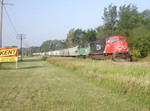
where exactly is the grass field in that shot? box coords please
[47,57,150,110]
[0,57,150,111]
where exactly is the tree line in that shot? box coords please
[28,4,150,60]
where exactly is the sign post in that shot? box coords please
[16,61,18,69]
[0,48,18,69]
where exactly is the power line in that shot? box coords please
[3,5,18,34]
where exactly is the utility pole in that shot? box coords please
[0,0,3,47]
[17,34,26,61]
[0,0,13,47]
[0,0,14,68]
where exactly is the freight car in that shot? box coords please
[68,46,79,57]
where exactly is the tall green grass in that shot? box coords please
[47,57,150,109]
[2,57,148,111]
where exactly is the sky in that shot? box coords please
[2,0,150,48]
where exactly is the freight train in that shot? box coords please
[33,36,131,61]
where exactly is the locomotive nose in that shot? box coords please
[115,41,128,52]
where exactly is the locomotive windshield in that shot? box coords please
[107,37,126,43]
[108,38,119,42]
[78,43,89,48]
[119,38,126,41]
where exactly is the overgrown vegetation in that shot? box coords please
[47,57,150,109]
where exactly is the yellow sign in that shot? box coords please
[0,48,17,57]
[0,48,18,62]
[0,57,18,62]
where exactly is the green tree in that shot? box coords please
[102,4,118,36]
[66,29,75,47]
[127,26,150,58]
[40,40,66,52]
[85,29,97,42]
[66,29,91,47]
[118,4,140,30]
[30,46,40,53]
[73,29,84,45]
[141,9,150,29]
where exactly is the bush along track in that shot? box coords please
[47,57,150,110]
